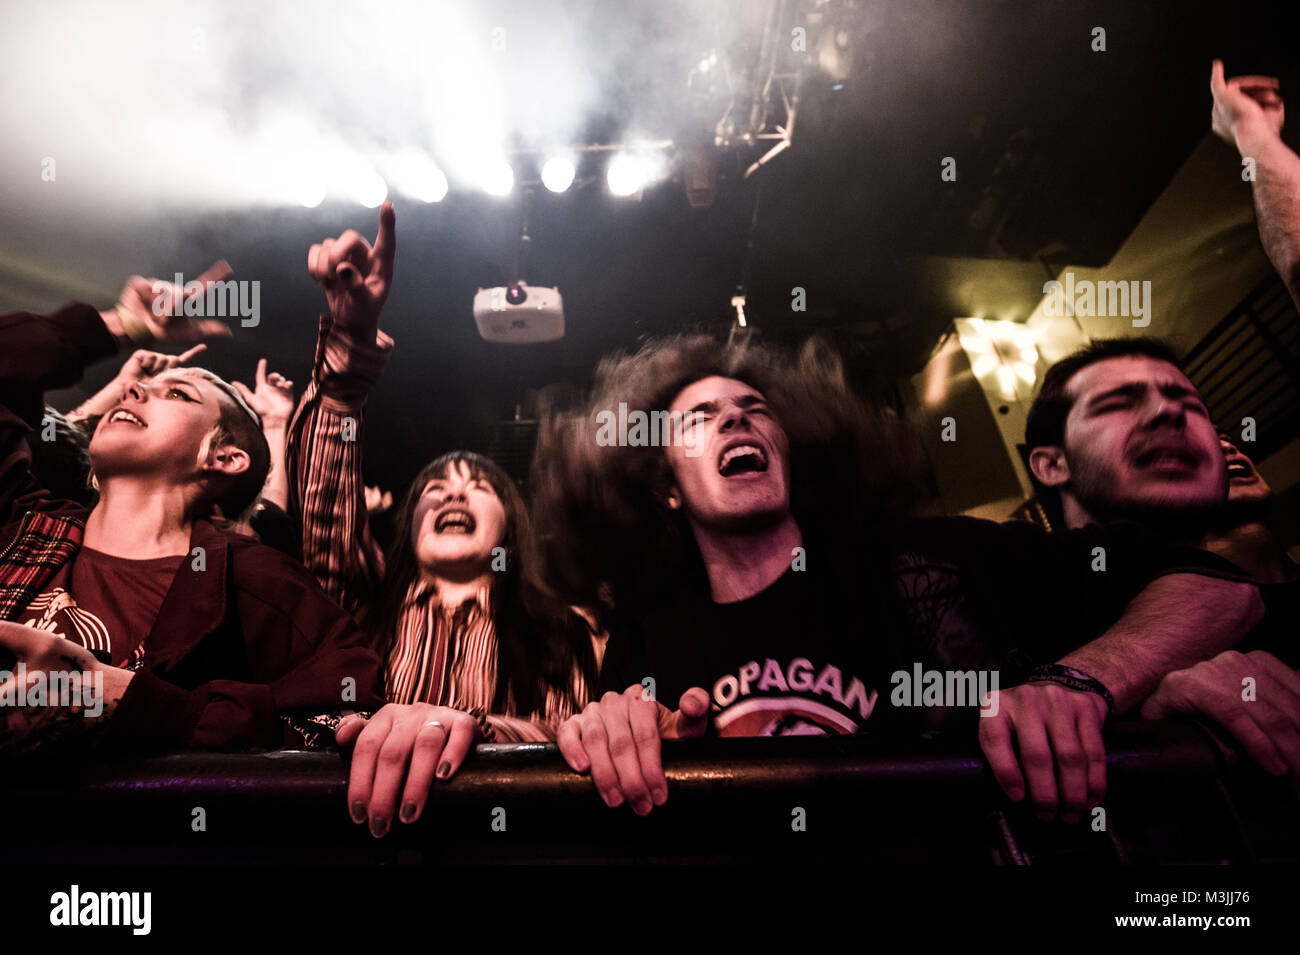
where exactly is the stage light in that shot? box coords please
[971,354,998,379]
[607,154,647,197]
[954,317,1042,402]
[391,150,448,203]
[481,158,514,197]
[348,162,388,208]
[541,156,575,193]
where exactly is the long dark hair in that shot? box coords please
[364,451,595,716]
[532,333,930,627]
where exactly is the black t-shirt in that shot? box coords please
[598,516,1257,737]
[600,566,900,736]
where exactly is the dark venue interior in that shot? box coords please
[1,0,1298,905]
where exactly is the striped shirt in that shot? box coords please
[286,315,590,740]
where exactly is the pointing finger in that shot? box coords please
[372,200,396,285]
[175,343,207,365]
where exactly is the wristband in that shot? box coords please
[116,305,157,347]
[1026,663,1116,717]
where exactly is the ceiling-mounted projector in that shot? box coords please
[473,283,564,343]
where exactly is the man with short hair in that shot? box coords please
[1023,338,1222,538]
[1018,339,1299,798]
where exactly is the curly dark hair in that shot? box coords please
[363,450,595,717]
[531,333,931,624]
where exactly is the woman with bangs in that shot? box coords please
[287,205,596,749]
[364,450,596,736]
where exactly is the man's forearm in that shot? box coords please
[1236,121,1300,308]
[1058,573,1265,714]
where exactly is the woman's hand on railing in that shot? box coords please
[336,703,480,838]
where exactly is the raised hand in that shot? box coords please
[364,485,394,516]
[102,260,235,345]
[116,344,207,382]
[231,358,295,430]
[307,201,396,337]
[68,344,209,428]
[1211,59,1285,148]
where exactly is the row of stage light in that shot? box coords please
[296,146,672,208]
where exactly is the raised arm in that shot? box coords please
[1211,59,1300,310]
[232,358,296,512]
[285,203,396,615]
[1,274,230,525]
[67,344,208,428]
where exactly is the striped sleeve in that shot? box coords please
[285,315,394,616]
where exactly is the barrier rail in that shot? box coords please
[2,719,1295,864]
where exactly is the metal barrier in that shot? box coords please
[2,719,1295,864]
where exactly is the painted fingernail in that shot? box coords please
[436,761,452,780]
[350,802,366,823]
[400,802,417,823]
[370,817,389,838]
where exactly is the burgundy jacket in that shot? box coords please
[0,303,384,753]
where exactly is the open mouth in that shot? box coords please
[107,408,147,428]
[434,508,476,535]
[717,443,768,477]
[1134,446,1198,469]
[1225,459,1255,481]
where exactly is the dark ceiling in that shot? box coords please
[18,0,1296,496]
